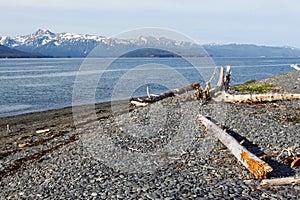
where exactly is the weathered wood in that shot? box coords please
[146,86,159,98]
[216,65,225,91]
[290,64,300,70]
[207,65,231,100]
[224,65,231,91]
[224,93,300,103]
[130,100,149,107]
[261,177,300,186]
[36,129,50,134]
[130,82,201,106]
[260,150,284,160]
[199,115,273,179]
[6,124,11,134]
[131,64,300,106]
[291,157,300,168]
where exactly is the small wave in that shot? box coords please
[0,104,32,113]
[21,83,53,87]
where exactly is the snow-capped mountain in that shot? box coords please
[1,29,300,58]
[0,29,106,47]
[0,29,109,57]
[0,29,199,57]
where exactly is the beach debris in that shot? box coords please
[130,65,299,105]
[146,86,159,98]
[18,143,27,148]
[260,150,284,160]
[6,124,12,134]
[202,64,300,104]
[202,65,231,101]
[36,129,50,134]
[199,115,273,179]
[291,157,300,168]
[130,100,149,107]
[130,65,232,107]
[130,82,201,107]
[223,93,300,103]
[290,64,300,70]
[260,177,300,186]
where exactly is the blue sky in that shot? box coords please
[1,0,300,47]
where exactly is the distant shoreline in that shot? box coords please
[1,70,299,134]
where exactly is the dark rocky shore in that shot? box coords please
[0,71,299,199]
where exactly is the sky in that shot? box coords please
[1,0,300,47]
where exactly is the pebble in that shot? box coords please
[294,186,300,190]
[91,192,97,197]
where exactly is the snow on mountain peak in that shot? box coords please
[0,29,108,47]
[35,29,55,36]
[0,29,202,57]
[0,29,195,49]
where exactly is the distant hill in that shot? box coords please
[0,44,49,58]
[121,48,181,57]
[203,44,300,57]
[1,29,300,58]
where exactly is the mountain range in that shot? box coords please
[1,29,300,58]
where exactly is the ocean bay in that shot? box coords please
[0,57,298,118]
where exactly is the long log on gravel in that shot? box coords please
[261,177,300,186]
[199,115,273,179]
[130,82,201,106]
[224,93,300,103]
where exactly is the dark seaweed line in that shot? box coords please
[0,133,80,179]
[0,111,128,179]
[0,130,71,159]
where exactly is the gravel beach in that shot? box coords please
[0,70,299,199]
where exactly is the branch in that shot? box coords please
[199,115,273,179]
[130,82,201,106]
[224,65,231,91]
[261,177,300,186]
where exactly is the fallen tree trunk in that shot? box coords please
[261,177,300,186]
[130,82,201,106]
[199,115,273,179]
[224,93,300,103]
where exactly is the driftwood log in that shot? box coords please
[199,115,273,179]
[261,177,300,186]
[130,82,200,106]
[224,93,300,103]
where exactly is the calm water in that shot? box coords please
[0,57,299,118]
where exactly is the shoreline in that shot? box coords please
[0,70,299,199]
[0,99,132,135]
[1,70,299,135]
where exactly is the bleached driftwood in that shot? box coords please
[130,82,201,107]
[36,129,50,134]
[261,177,300,186]
[199,115,273,179]
[224,93,300,103]
[146,86,159,98]
[291,157,300,168]
[7,124,11,134]
[130,100,149,107]
[290,64,300,71]
[206,65,231,99]
[224,65,231,91]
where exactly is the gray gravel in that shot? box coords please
[0,70,300,199]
